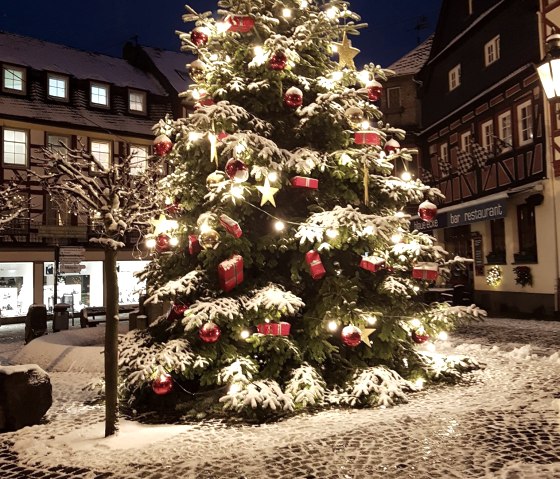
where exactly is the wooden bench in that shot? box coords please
[79,305,138,328]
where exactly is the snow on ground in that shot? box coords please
[0,318,560,478]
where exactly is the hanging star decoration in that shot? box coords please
[333,32,360,69]
[150,214,178,235]
[256,178,279,207]
[360,328,376,347]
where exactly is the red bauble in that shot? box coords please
[155,234,171,253]
[194,98,216,110]
[199,322,221,343]
[191,27,209,47]
[152,373,173,395]
[367,80,383,102]
[165,201,181,217]
[226,15,255,33]
[168,303,189,321]
[412,331,430,344]
[284,86,303,108]
[153,134,173,157]
[418,200,438,222]
[341,325,362,347]
[384,138,401,154]
[225,158,249,183]
[269,51,288,70]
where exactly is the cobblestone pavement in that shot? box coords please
[1,318,560,478]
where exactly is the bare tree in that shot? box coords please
[34,145,166,436]
[0,182,28,230]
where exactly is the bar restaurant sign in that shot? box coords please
[411,199,506,231]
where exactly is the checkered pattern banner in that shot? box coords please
[420,167,435,184]
[456,147,474,175]
[438,156,453,177]
[471,142,494,168]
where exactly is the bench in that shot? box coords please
[79,305,138,328]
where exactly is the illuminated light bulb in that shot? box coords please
[274,220,285,232]
[300,0,309,7]
[199,222,211,234]
[188,131,203,142]
[282,8,292,17]
[358,70,371,85]
[216,21,230,34]
[191,89,202,100]
[401,171,413,182]
[426,342,437,352]
[330,43,339,54]
[229,383,242,394]
[268,171,278,182]
[240,330,250,339]
[254,45,264,57]
[331,70,343,81]
[225,55,232,62]
[365,316,377,326]
[326,228,339,239]
[169,237,179,247]
[414,378,425,389]
[391,232,403,244]
[328,320,338,332]
[326,6,339,19]
[146,238,156,249]
[339,153,352,166]
[413,286,420,293]
[438,331,449,341]
[231,185,244,198]
[410,318,422,329]
[360,120,370,130]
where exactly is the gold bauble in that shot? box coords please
[189,59,207,83]
[345,106,365,129]
[206,171,227,189]
[199,229,220,249]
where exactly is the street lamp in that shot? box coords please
[537,34,560,99]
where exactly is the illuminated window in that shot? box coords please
[461,131,472,154]
[47,134,71,158]
[91,140,111,170]
[48,74,68,100]
[3,128,28,166]
[2,65,25,93]
[130,145,149,175]
[481,120,494,150]
[484,36,500,66]
[498,111,512,151]
[517,100,533,146]
[90,83,109,106]
[129,90,146,113]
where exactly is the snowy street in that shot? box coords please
[1,318,560,479]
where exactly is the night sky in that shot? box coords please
[0,0,442,67]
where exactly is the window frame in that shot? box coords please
[129,144,149,175]
[90,139,112,171]
[386,86,401,110]
[484,35,500,67]
[516,99,533,147]
[90,82,110,108]
[448,64,461,91]
[516,203,538,262]
[47,73,69,101]
[2,128,29,167]
[2,64,26,94]
[128,89,147,114]
[489,218,506,262]
[460,131,472,154]
[440,142,449,163]
[46,133,71,158]
[497,110,513,152]
[480,119,494,150]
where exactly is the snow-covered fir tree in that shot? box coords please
[120,0,485,420]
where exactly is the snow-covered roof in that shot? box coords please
[1,95,157,137]
[0,31,167,96]
[387,35,434,76]
[140,46,193,94]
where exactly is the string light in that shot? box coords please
[268,171,278,182]
[409,318,422,329]
[199,222,212,234]
[188,131,203,142]
[300,0,309,8]
[360,120,370,130]
[231,185,244,199]
[391,232,403,244]
[358,70,371,84]
[326,228,339,239]
[401,171,412,182]
[229,383,242,394]
[326,6,339,18]
[414,378,425,389]
[274,220,285,231]
[240,330,250,339]
[331,70,343,81]
[145,238,156,249]
[365,316,377,326]
[438,331,449,341]
[216,21,230,34]
[169,237,179,247]
[282,8,292,17]
[327,320,338,332]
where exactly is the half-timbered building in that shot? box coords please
[417,0,554,314]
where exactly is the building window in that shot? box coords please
[130,145,149,175]
[489,218,506,263]
[498,111,512,151]
[45,195,71,226]
[90,83,109,107]
[484,35,500,66]
[2,65,25,93]
[481,120,494,150]
[449,64,461,91]
[468,0,473,15]
[47,134,71,158]
[517,100,533,146]
[461,131,472,154]
[90,140,111,170]
[387,87,401,109]
[129,90,146,113]
[3,128,28,166]
[517,203,537,261]
[48,74,68,100]
[440,143,449,163]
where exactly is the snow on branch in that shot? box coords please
[219,379,294,414]
[144,270,205,304]
[285,363,326,407]
[182,296,242,332]
[242,283,305,316]
[0,182,28,229]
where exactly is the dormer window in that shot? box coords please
[2,64,26,94]
[90,82,109,107]
[448,64,461,91]
[484,35,500,66]
[48,74,68,101]
[468,0,473,15]
[129,89,146,114]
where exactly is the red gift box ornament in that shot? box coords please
[354,131,381,146]
[219,214,243,238]
[257,322,291,336]
[218,254,244,292]
[225,15,255,33]
[359,255,385,273]
[188,235,201,255]
[412,262,439,281]
[290,176,319,189]
[305,250,326,280]
[418,200,438,222]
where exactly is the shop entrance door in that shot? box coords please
[443,225,474,290]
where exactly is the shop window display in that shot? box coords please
[0,262,33,318]
[117,261,148,305]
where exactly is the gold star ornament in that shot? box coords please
[333,32,360,70]
[150,214,178,235]
[361,328,376,348]
[256,178,279,207]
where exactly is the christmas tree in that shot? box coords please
[119,0,484,420]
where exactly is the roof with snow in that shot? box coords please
[0,31,167,96]
[387,35,434,76]
[138,46,192,94]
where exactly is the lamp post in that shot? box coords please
[537,34,560,100]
